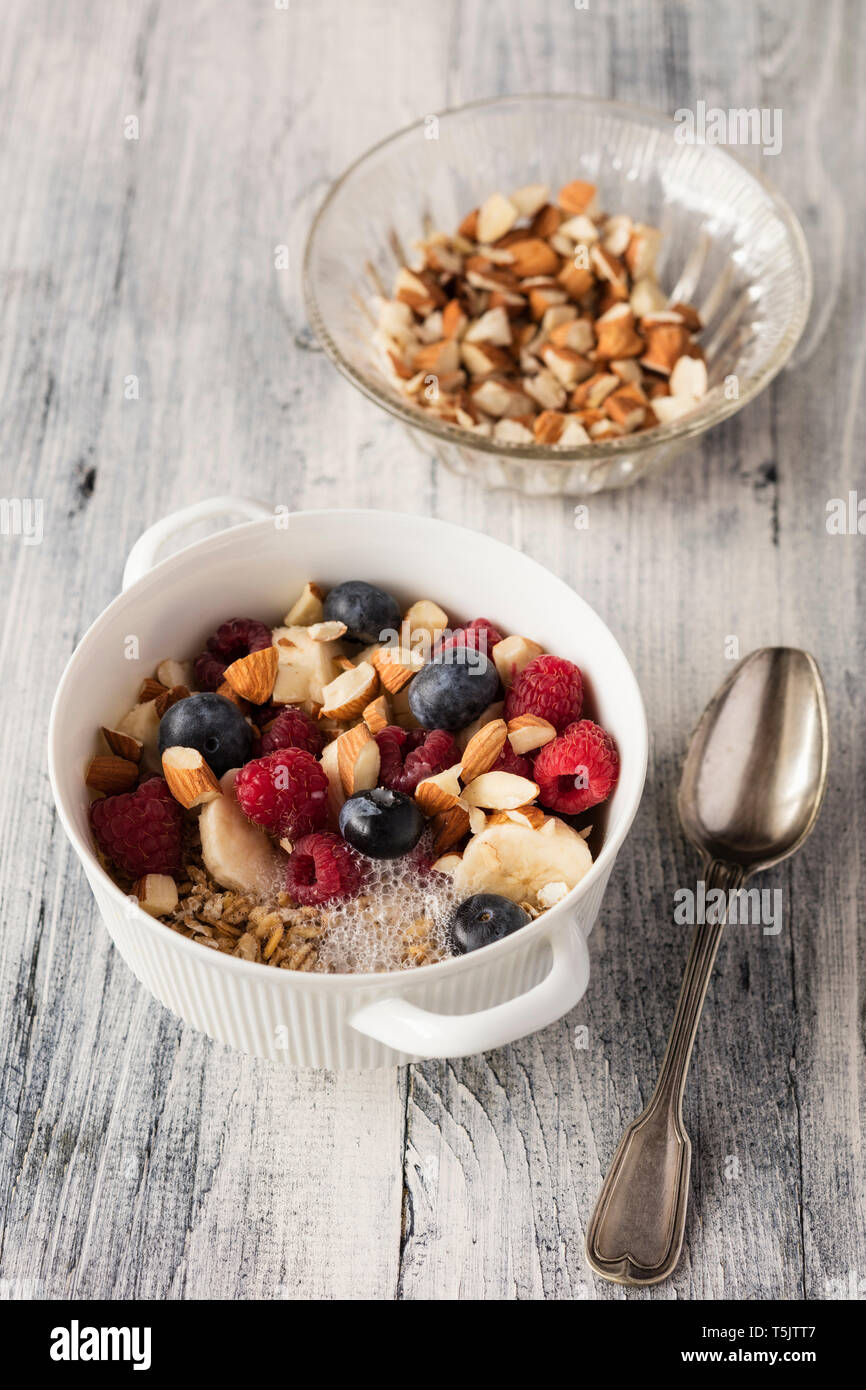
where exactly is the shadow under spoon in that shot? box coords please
[585,647,829,1286]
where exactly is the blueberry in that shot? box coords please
[408,653,500,731]
[158,692,253,778]
[338,787,424,859]
[450,893,531,955]
[323,581,402,645]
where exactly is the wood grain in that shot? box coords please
[0,0,862,1301]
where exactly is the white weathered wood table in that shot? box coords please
[1,0,863,1300]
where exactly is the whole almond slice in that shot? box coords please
[371,645,424,694]
[161,746,222,809]
[101,727,143,763]
[461,771,540,811]
[414,764,463,816]
[223,646,279,704]
[362,694,391,734]
[461,718,508,782]
[507,715,556,754]
[430,804,470,853]
[86,754,139,794]
[321,661,378,719]
[491,635,544,687]
[133,873,179,917]
[336,724,381,796]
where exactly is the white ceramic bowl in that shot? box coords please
[49,499,648,1068]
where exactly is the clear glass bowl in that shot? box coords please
[304,94,811,497]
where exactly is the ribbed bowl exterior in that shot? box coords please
[305,95,811,497]
[90,866,611,1068]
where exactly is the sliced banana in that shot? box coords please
[453,817,592,907]
[199,769,287,896]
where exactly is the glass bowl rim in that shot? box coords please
[303,91,812,468]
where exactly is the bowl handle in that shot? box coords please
[349,926,589,1061]
[122,495,272,591]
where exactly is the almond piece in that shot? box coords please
[537,880,569,909]
[223,646,279,704]
[101,727,143,763]
[461,718,508,782]
[308,620,348,642]
[415,764,463,815]
[284,581,324,626]
[456,700,505,751]
[476,192,519,245]
[594,304,645,360]
[371,644,424,693]
[156,658,195,690]
[461,771,540,811]
[161,746,221,809]
[154,684,190,718]
[402,599,449,645]
[558,180,598,216]
[319,738,346,826]
[442,299,468,338]
[509,183,550,218]
[463,305,513,347]
[362,694,391,734]
[507,715,556,754]
[640,321,690,376]
[505,238,559,278]
[116,701,161,774]
[491,635,544,687]
[336,724,381,795]
[216,680,251,712]
[139,678,168,703]
[431,803,471,854]
[669,354,708,399]
[413,338,461,375]
[320,661,378,719]
[533,409,566,444]
[85,755,139,794]
[487,804,547,830]
[133,873,179,917]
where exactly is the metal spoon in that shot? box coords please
[585,648,829,1286]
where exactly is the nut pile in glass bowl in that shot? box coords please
[374,178,707,448]
[85,578,620,974]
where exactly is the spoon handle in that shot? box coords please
[585,859,745,1285]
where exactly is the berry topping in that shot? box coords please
[194,618,272,691]
[338,787,425,859]
[504,654,584,732]
[234,748,329,838]
[374,725,461,794]
[490,741,533,779]
[157,692,253,777]
[533,719,619,814]
[436,617,504,659]
[322,580,401,644]
[284,832,366,906]
[408,653,501,731]
[450,893,531,955]
[260,707,324,757]
[90,776,183,878]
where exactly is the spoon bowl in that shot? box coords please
[678,648,829,871]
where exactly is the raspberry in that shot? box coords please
[374,725,461,794]
[260,708,324,757]
[490,742,532,778]
[504,654,583,732]
[285,832,366,906]
[89,776,183,878]
[194,618,272,692]
[234,748,328,838]
[534,720,619,814]
[436,617,504,661]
